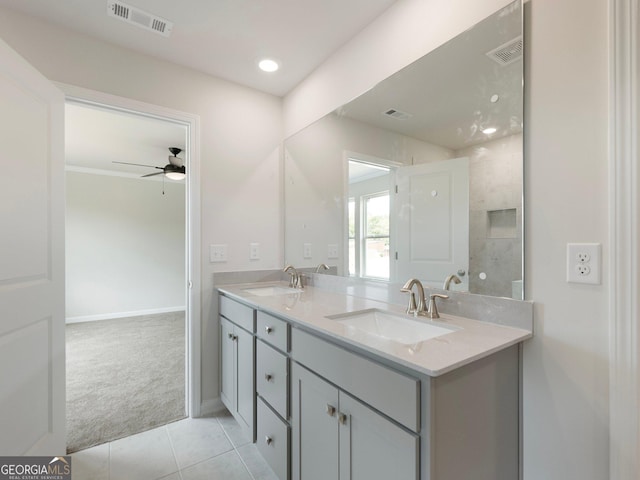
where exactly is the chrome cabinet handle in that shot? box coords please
[265,326,273,334]
[227,333,233,339]
[264,373,273,382]
[326,404,336,417]
[338,413,348,425]
[265,436,273,446]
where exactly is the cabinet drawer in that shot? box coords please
[291,328,420,432]
[220,295,254,332]
[257,311,289,352]
[257,397,289,480]
[257,339,288,418]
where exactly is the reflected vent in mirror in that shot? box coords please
[107,1,173,37]
[486,36,523,66]
[383,108,413,120]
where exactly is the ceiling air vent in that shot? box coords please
[486,36,523,66]
[107,1,173,37]
[383,108,413,120]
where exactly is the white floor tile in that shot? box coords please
[71,442,109,480]
[216,411,252,448]
[109,426,179,480]
[180,450,252,480]
[237,443,279,480]
[167,417,233,469]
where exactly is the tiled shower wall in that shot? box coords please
[457,133,523,298]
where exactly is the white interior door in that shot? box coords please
[395,157,469,290]
[0,38,65,454]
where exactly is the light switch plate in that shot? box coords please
[566,243,601,284]
[249,243,260,260]
[328,244,338,259]
[210,244,228,263]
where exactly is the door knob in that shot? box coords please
[338,413,348,425]
[265,436,273,446]
[265,326,273,334]
[326,404,336,417]
[264,373,273,382]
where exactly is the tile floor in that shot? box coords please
[71,411,279,480]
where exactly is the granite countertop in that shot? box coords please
[218,281,532,377]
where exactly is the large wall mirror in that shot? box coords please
[284,0,523,299]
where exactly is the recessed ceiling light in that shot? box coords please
[258,59,279,73]
[482,127,498,135]
[490,94,500,103]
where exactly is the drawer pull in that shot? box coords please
[264,373,273,382]
[338,413,348,425]
[265,436,273,446]
[326,404,336,417]
[227,333,233,339]
[265,326,273,334]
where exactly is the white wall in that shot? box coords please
[65,171,185,321]
[0,8,283,409]
[282,0,610,479]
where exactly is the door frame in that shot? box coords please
[609,0,639,477]
[58,83,202,417]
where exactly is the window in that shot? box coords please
[348,191,390,280]
[363,193,390,279]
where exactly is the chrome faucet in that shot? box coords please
[283,265,303,289]
[443,274,462,290]
[400,278,428,316]
[315,263,330,273]
[426,293,449,319]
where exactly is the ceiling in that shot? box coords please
[65,103,187,178]
[0,0,398,97]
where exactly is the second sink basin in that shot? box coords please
[243,285,300,296]
[326,309,459,345]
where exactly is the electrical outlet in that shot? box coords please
[567,243,601,284]
[210,244,228,263]
[303,243,312,259]
[328,244,338,259]
[249,243,260,261]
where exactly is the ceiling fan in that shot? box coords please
[114,147,186,180]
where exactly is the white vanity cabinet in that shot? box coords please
[255,311,291,480]
[219,296,255,440]
[291,327,420,480]
[292,363,419,480]
[218,289,523,480]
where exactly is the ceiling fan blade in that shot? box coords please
[141,171,165,178]
[113,161,163,170]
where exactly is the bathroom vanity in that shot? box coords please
[218,283,531,480]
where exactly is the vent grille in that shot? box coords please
[486,36,523,66]
[383,108,413,120]
[107,1,173,37]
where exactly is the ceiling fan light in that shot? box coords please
[165,171,186,181]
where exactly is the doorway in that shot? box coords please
[61,86,201,451]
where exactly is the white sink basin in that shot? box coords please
[242,285,300,296]
[326,309,459,345]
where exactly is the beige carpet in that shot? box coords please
[66,312,186,453]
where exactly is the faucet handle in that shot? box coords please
[400,288,418,315]
[427,294,449,319]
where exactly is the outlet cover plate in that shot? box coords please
[567,243,601,284]
[210,244,228,263]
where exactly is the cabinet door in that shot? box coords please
[292,364,339,480]
[220,317,235,411]
[339,392,419,480]
[236,325,255,432]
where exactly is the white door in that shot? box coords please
[395,157,469,290]
[0,38,65,455]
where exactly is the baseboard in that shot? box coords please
[66,306,186,324]
[199,397,225,417]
